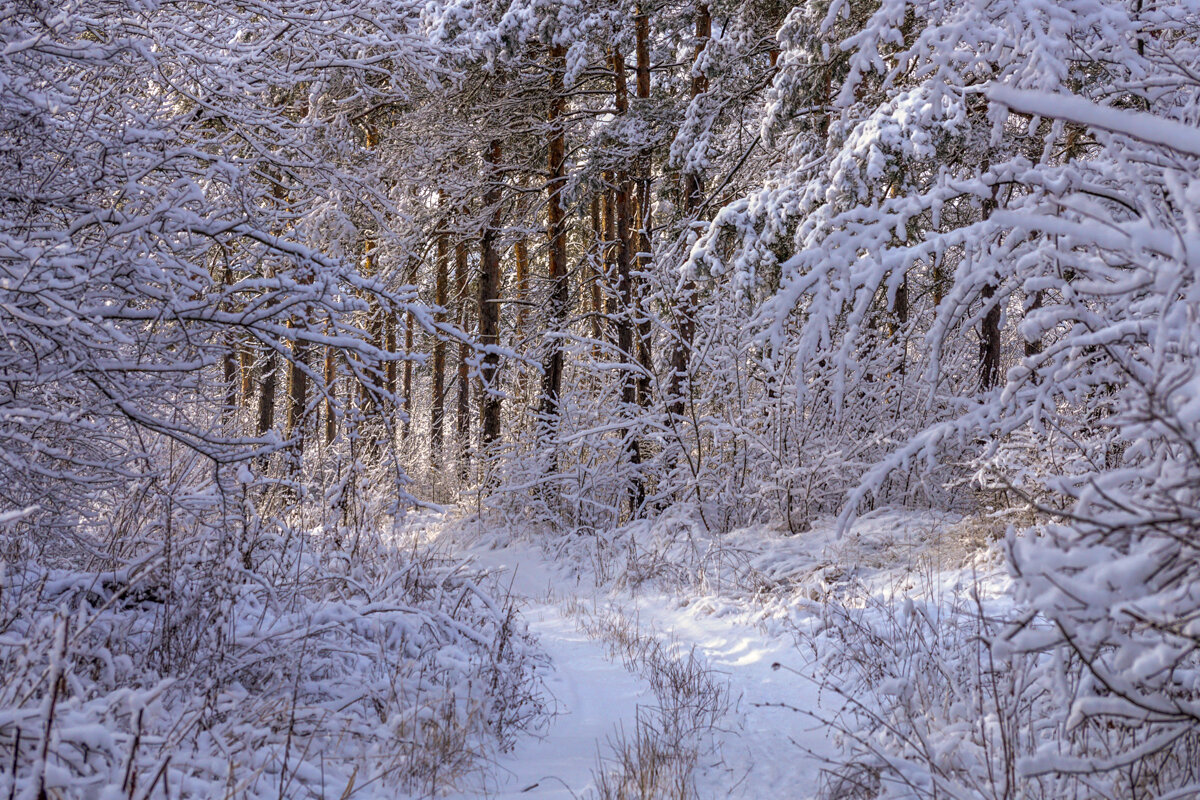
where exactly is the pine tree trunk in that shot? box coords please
[431,222,448,469]
[539,45,569,450]
[979,284,1002,390]
[479,139,504,450]
[224,349,239,415]
[610,45,644,514]
[240,346,254,408]
[589,195,603,349]
[515,238,530,336]
[602,176,617,321]
[669,4,710,420]
[932,259,946,308]
[285,336,308,442]
[979,188,1002,391]
[221,264,239,416]
[357,246,386,456]
[397,313,409,437]
[894,273,909,376]
[257,350,277,436]
[634,9,654,411]
[455,238,472,481]
[514,237,531,404]
[324,346,336,445]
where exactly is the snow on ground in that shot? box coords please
[425,508,1006,800]
[594,586,835,797]
[445,538,656,799]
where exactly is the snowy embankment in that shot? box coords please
[430,508,1005,799]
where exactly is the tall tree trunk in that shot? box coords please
[284,328,308,486]
[539,45,569,452]
[431,221,449,469]
[979,188,1002,391]
[376,319,390,403]
[455,238,472,481]
[979,285,1002,390]
[221,264,239,415]
[240,346,254,408]
[894,273,909,376]
[257,349,277,436]
[515,238,530,338]
[258,163,289,447]
[514,237,531,403]
[285,253,313,452]
[224,348,239,414]
[612,45,644,514]
[634,7,654,410]
[357,246,387,456]
[324,346,337,445]
[479,139,504,450]
[358,125,384,448]
[669,3,710,420]
[602,176,617,320]
[932,257,946,308]
[285,333,308,442]
[396,313,408,437]
[589,195,603,349]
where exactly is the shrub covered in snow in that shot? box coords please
[0,522,546,799]
[814,569,1200,800]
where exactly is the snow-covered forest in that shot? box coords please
[2,0,1199,797]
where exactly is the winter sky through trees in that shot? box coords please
[1,0,1199,797]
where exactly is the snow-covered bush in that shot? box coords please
[659,0,1200,795]
[0,3,546,797]
[991,90,1200,795]
[815,566,1200,800]
[0,520,546,799]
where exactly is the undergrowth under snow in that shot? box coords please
[0,526,547,800]
[455,505,1200,799]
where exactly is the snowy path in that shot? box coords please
[607,590,834,797]
[449,543,655,799]
[461,606,654,798]
[438,532,834,799]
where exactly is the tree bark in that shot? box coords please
[612,45,644,514]
[514,236,531,404]
[669,3,710,420]
[397,312,409,437]
[893,273,909,376]
[979,284,1002,390]
[479,138,504,450]
[515,237,530,337]
[220,261,239,417]
[634,7,654,410]
[589,195,603,348]
[240,347,254,408]
[455,238,472,480]
[979,188,1002,391]
[602,176,617,321]
[431,220,448,469]
[539,45,569,447]
[285,333,308,442]
[324,346,336,445]
[257,350,277,436]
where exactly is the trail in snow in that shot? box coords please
[448,541,654,800]
[604,589,834,797]
[439,532,835,800]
